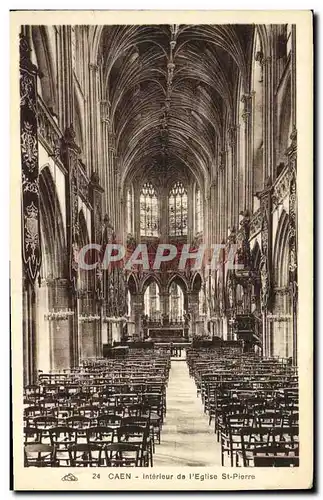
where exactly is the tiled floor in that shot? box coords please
[154,360,221,467]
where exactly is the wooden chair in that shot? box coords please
[220,413,255,467]
[117,424,152,467]
[68,443,104,467]
[24,427,41,445]
[104,442,141,467]
[97,414,122,428]
[24,444,57,467]
[49,426,78,466]
[253,443,299,467]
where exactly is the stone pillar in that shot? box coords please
[58,26,73,132]
[132,293,144,339]
[263,54,274,181]
[134,185,141,242]
[241,93,254,211]
[160,292,169,317]
[20,32,41,385]
[217,153,226,242]
[89,63,99,173]
[99,100,110,215]
[287,132,297,365]
[188,292,199,338]
[106,126,117,229]
[187,183,194,242]
[46,279,72,370]
[90,172,104,358]
[208,181,217,246]
[60,125,82,369]
[291,26,297,129]
[258,185,273,358]
[228,125,239,229]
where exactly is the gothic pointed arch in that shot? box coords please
[271,209,292,358]
[191,272,203,293]
[39,165,66,279]
[167,273,189,294]
[31,26,57,113]
[127,273,138,295]
[273,210,290,288]
[140,273,162,295]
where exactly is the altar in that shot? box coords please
[148,327,188,342]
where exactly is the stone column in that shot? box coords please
[90,172,104,359]
[188,292,199,338]
[20,33,41,385]
[241,93,254,211]
[187,183,194,242]
[58,26,73,132]
[88,63,99,174]
[160,291,170,317]
[107,128,117,229]
[133,185,141,242]
[132,293,144,339]
[228,125,239,229]
[218,152,226,241]
[60,126,82,369]
[99,100,110,215]
[291,26,297,129]
[263,54,274,181]
[258,185,273,358]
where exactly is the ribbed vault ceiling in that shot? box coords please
[97,24,254,189]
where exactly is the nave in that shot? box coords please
[24,343,298,468]
[154,361,221,467]
[19,22,300,471]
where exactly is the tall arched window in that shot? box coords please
[195,184,203,233]
[169,181,188,236]
[144,282,160,320]
[169,283,184,321]
[140,182,159,237]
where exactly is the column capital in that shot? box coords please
[255,51,271,66]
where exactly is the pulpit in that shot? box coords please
[234,314,261,352]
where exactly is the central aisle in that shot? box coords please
[154,360,221,467]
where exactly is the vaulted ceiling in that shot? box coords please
[96,25,254,190]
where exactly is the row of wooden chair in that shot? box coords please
[186,347,299,468]
[24,349,171,467]
[25,442,146,467]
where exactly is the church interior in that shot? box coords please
[20,24,298,467]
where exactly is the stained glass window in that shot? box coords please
[140,182,159,237]
[169,181,188,236]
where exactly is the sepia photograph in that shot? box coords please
[10,10,313,491]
